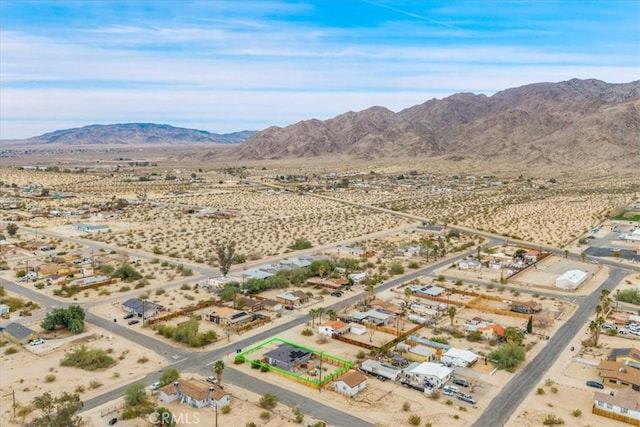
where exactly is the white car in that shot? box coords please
[29,338,45,346]
[150,382,161,390]
[629,329,640,336]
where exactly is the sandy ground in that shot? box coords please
[0,323,165,426]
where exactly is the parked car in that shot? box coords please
[206,376,218,384]
[29,338,45,346]
[629,329,640,336]
[443,385,458,396]
[128,319,140,325]
[330,291,343,297]
[456,393,476,404]
[108,417,118,425]
[150,382,161,391]
[123,313,135,319]
[586,380,604,389]
[452,378,469,387]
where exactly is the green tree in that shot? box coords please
[214,360,225,383]
[526,316,533,334]
[389,262,405,275]
[159,368,180,387]
[6,223,18,237]
[504,326,525,345]
[288,238,313,250]
[308,308,318,327]
[124,383,148,407]
[31,391,84,427]
[111,264,143,282]
[488,343,526,372]
[326,309,337,321]
[210,240,237,277]
[41,305,85,334]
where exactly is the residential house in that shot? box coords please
[608,348,640,370]
[236,297,264,312]
[477,323,506,341]
[369,299,404,316]
[402,362,454,389]
[598,361,640,391]
[263,344,312,372]
[360,359,401,381]
[208,307,255,328]
[318,320,349,336]
[241,268,274,280]
[159,381,230,409]
[333,370,368,397]
[306,277,348,290]
[68,275,112,289]
[509,300,542,314]
[46,274,68,287]
[458,260,482,270]
[72,223,110,233]
[199,276,241,292]
[593,388,640,424]
[3,322,38,345]
[441,348,478,368]
[402,344,437,363]
[348,272,368,283]
[121,298,163,319]
[275,291,308,306]
[348,309,393,326]
[410,285,445,297]
[261,299,283,313]
[524,250,540,263]
[555,270,588,290]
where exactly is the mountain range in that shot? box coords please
[5,79,640,169]
[14,123,256,145]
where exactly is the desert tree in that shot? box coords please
[31,391,84,427]
[209,240,237,277]
[326,309,337,321]
[448,306,457,327]
[6,223,18,237]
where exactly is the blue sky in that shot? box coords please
[1,0,638,139]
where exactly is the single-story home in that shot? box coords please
[236,297,264,312]
[275,291,308,306]
[68,275,111,288]
[477,323,506,340]
[360,359,401,381]
[441,348,478,368]
[608,348,640,370]
[122,298,163,319]
[593,388,640,423]
[459,260,482,270]
[72,223,110,233]
[264,344,312,372]
[598,360,640,391]
[347,272,368,283]
[3,322,39,345]
[509,300,542,314]
[410,285,445,297]
[334,370,368,397]
[404,345,437,363]
[555,270,588,290]
[349,309,393,326]
[199,276,241,291]
[208,307,255,328]
[261,299,282,313]
[159,381,230,409]
[369,299,404,316]
[402,362,454,389]
[318,320,349,336]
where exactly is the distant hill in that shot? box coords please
[235,79,640,169]
[13,123,256,145]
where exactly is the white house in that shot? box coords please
[459,260,482,270]
[593,388,640,423]
[361,359,402,381]
[159,381,230,409]
[318,320,349,336]
[333,370,368,397]
[403,362,454,389]
[555,269,588,290]
[348,272,368,283]
[441,348,478,368]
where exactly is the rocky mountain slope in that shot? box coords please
[19,123,255,145]
[236,79,640,168]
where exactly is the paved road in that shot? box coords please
[472,267,629,427]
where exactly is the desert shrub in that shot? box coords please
[60,345,115,371]
[4,347,18,355]
[536,387,545,395]
[430,336,449,345]
[408,414,421,426]
[44,374,56,383]
[260,411,271,420]
[301,328,313,336]
[288,238,312,250]
[137,356,149,364]
[488,343,526,372]
[402,401,410,411]
[550,386,558,394]
[89,379,103,389]
[429,391,440,400]
[356,350,366,359]
[221,405,231,414]
[542,414,564,425]
[467,331,483,342]
[571,409,582,417]
[259,393,277,409]
[616,288,640,305]
[75,385,85,393]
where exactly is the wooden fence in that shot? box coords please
[332,333,377,350]
[592,406,640,426]
[236,316,272,334]
[146,299,215,326]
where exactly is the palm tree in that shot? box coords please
[308,308,318,327]
[367,284,375,301]
[326,309,337,321]
[448,306,457,327]
[404,287,412,305]
[316,307,325,324]
[214,360,225,383]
